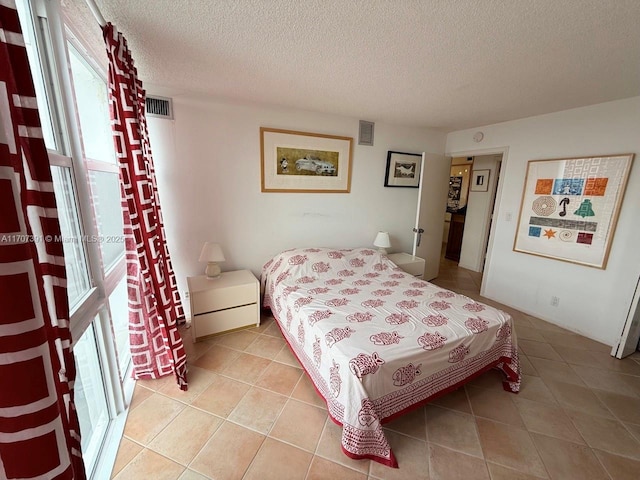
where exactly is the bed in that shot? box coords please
[261,247,520,467]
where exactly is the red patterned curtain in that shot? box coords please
[103,23,188,390]
[0,3,85,479]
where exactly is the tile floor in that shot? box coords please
[111,256,640,479]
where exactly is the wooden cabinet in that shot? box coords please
[187,270,259,341]
[445,213,465,262]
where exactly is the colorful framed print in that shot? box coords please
[513,154,634,268]
[384,151,422,188]
[260,127,353,193]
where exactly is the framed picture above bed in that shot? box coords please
[260,127,353,193]
[384,151,422,188]
[513,153,634,269]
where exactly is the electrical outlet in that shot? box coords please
[550,296,560,307]
[183,290,190,300]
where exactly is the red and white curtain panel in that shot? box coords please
[0,2,85,479]
[103,23,188,390]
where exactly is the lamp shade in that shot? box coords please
[373,231,391,249]
[198,242,225,263]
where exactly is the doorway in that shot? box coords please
[441,154,503,278]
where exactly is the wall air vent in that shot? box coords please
[358,120,374,146]
[145,95,173,119]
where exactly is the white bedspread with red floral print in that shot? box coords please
[261,248,520,467]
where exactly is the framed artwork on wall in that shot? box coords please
[384,151,422,188]
[260,127,353,193]
[470,169,490,192]
[513,153,634,269]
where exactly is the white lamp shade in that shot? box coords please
[199,242,225,263]
[373,231,391,249]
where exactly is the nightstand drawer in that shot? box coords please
[399,260,424,277]
[193,304,259,338]
[192,281,256,313]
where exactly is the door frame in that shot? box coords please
[445,146,509,296]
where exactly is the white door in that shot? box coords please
[413,152,451,281]
[613,276,640,358]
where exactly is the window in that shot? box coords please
[15,1,131,478]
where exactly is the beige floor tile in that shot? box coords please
[182,337,212,363]
[113,448,184,480]
[530,433,608,480]
[123,393,185,445]
[274,343,302,368]
[486,462,547,480]
[208,329,260,350]
[269,399,327,452]
[545,380,613,418]
[523,317,569,334]
[178,469,209,480]
[368,430,429,480]
[475,418,547,478]
[517,375,557,404]
[429,386,472,413]
[192,344,241,373]
[255,361,303,396]
[593,389,640,424]
[528,357,586,386]
[514,326,547,342]
[228,386,287,434]
[425,405,483,457]
[157,366,215,404]
[625,422,640,442]
[262,320,285,338]
[571,364,640,397]
[591,354,640,376]
[306,456,367,480]
[518,354,538,376]
[594,449,640,480]
[243,438,313,480]
[512,397,584,444]
[128,383,154,411]
[148,407,222,465]
[384,405,427,441]
[316,418,371,474]
[221,352,272,383]
[539,330,596,350]
[135,373,177,392]
[190,422,264,480]
[110,437,143,478]
[245,335,286,359]
[556,346,605,368]
[467,386,524,427]
[566,409,640,460]
[291,374,327,409]
[190,374,250,417]
[429,444,490,480]
[518,340,563,361]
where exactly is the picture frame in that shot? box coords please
[260,127,353,193]
[513,153,634,269]
[384,151,422,188]
[470,169,490,192]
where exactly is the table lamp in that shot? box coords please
[373,231,391,254]
[199,242,225,278]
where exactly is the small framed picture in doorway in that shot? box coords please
[471,169,490,192]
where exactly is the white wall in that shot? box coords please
[446,97,640,346]
[458,154,501,271]
[147,97,446,313]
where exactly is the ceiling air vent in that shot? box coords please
[358,120,374,146]
[145,95,173,119]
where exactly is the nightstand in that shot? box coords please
[387,252,425,278]
[187,270,260,341]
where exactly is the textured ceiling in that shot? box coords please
[81,0,640,131]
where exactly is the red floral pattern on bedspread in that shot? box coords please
[261,248,520,468]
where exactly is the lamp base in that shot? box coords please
[377,248,388,254]
[205,262,221,279]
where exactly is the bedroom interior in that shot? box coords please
[2,0,640,479]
